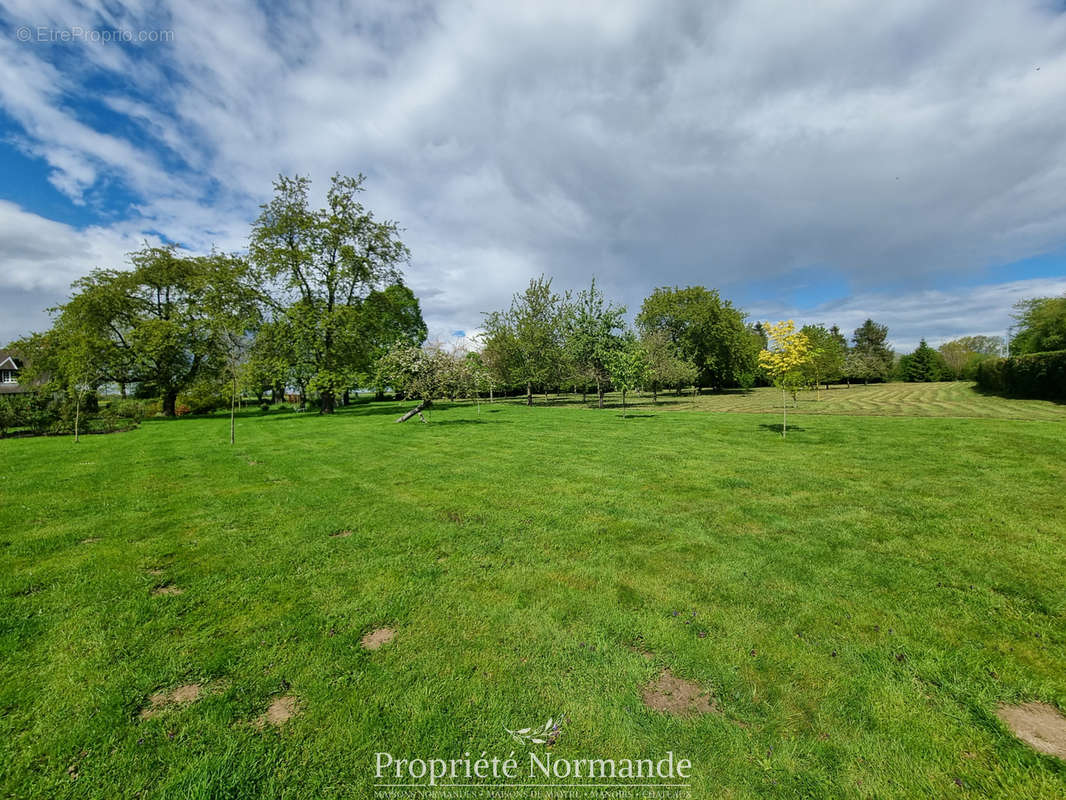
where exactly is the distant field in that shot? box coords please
[546,381,1066,421]
[2,396,1065,798]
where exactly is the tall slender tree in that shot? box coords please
[563,278,626,408]
[801,323,846,394]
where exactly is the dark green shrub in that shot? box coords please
[178,381,226,415]
[977,350,1065,400]
[111,399,147,423]
[976,357,1006,392]
[0,395,29,436]
[1005,350,1066,401]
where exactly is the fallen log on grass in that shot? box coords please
[396,399,432,423]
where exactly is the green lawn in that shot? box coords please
[577,381,1066,421]
[2,386,1066,798]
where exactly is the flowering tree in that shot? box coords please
[758,320,811,437]
[377,343,486,423]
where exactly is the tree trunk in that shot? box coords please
[652,383,658,403]
[75,394,81,443]
[622,387,627,418]
[274,382,284,403]
[320,389,335,414]
[526,382,533,406]
[230,378,236,445]
[342,389,351,406]
[396,398,432,423]
[782,388,787,438]
[162,389,178,417]
[597,382,605,409]
[119,382,127,399]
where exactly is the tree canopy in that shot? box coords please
[562,278,626,408]
[847,319,894,383]
[636,286,756,391]
[39,247,256,416]
[250,173,411,413]
[900,339,946,382]
[480,276,568,405]
[1010,295,1066,355]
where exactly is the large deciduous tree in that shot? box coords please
[636,286,756,392]
[355,283,428,396]
[939,335,1005,379]
[250,173,410,414]
[49,246,251,416]
[1010,295,1066,355]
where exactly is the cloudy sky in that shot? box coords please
[1,0,1065,352]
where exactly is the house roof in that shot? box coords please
[0,350,30,393]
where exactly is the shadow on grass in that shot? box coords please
[758,423,808,434]
[617,414,656,419]
[968,384,1066,407]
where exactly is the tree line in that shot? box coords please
[4,171,1064,435]
[9,174,427,438]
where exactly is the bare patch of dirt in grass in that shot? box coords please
[81,538,100,544]
[642,669,718,717]
[255,695,300,728]
[361,627,396,650]
[151,585,183,596]
[139,683,203,720]
[146,568,165,576]
[330,529,353,538]
[997,702,1066,759]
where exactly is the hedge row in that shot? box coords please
[975,349,1066,401]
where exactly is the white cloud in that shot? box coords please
[1,0,1066,347]
[0,200,156,292]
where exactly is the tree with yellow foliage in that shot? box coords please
[758,320,812,437]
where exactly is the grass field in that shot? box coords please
[560,381,1066,421]
[2,383,1066,798]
